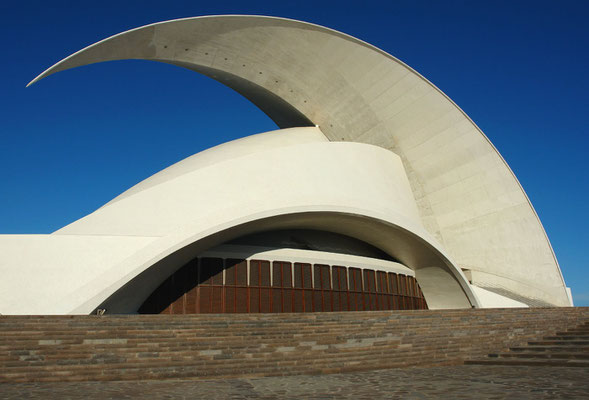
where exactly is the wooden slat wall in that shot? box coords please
[138,257,428,314]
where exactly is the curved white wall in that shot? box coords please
[0,127,478,314]
[104,124,329,207]
[57,127,421,237]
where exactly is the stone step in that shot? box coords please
[509,345,589,353]
[2,309,589,382]
[544,335,589,340]
[464,358,589,367]
[0,325,559,338]
[528,340,589,346]
[0,328,410,338]
[469,319,589,367]
[3,350,439,383]
[0,361,375,383]
[0,332,430,341]
[0,325,386,333]
[0,347,420,383]
[0,315,556,322]
[0,340,472,364]
[0,335,401,352]
[0,338,415,354]
[5,342,459,370]
[0,340,405,367]
[498,353,589,360]
[556,328,589,332]
[0,338,489,353]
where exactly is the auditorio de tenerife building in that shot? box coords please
[0,16,573,315]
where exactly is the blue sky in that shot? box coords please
[1,1,587,305]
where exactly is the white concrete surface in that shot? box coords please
[104,124,329,207]
[0,235,156,314]
[56,127,422,237]
[470,286,529,308]
[0,127,478,314]
[26,15,569,307]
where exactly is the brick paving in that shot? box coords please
[1,365,589,399]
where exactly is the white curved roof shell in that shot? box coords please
[0,127,478,313]
[19,15,570,309]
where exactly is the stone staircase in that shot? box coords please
[1,308,588,383]
[466,320,589,367]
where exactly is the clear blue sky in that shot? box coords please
[1,1,587,305]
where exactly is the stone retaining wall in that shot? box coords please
[1,308,588,382]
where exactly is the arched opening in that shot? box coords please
[91,211,475,314]
[138,229,427,314]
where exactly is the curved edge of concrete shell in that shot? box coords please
[0,127,481,314]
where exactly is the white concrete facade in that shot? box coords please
[0,15,571,314]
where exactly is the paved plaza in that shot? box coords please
[1,365,589,399]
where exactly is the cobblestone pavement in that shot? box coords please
[1,365,589,399]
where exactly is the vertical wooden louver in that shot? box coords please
[138,257,428,314]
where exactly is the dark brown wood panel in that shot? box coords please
[139,257,428,314]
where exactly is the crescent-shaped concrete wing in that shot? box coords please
[29,15,569,306]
